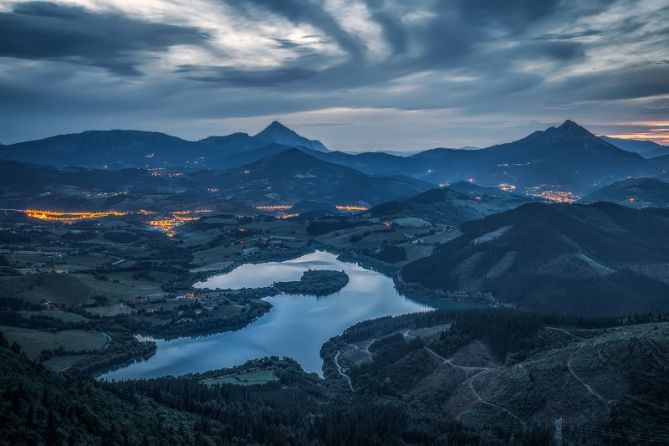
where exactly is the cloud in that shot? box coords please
[0,1,209,75]
[226,0,365,61]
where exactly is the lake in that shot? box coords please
[101,251,482,380]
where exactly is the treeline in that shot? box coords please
[333,308,646,363]
[274,270,349,296]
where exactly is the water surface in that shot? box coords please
[102,251,479,380]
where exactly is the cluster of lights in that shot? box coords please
[256,205,294,212]
[336,205,369,212]
[498,183,517,192]
[149,170,183,177]
[24,208,211,237]
[25,209,127,222]
[148,210,210,237]
[276,213,300,220]
[535,190,578,203]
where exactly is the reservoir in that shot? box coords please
[102,251,481,380]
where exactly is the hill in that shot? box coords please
[401,202,669,316]
[323,309,669,444]
[0,336,524,445]
[369,186,534,225]
[601,136,669,159]
[211,148,431,206]
[580,177,669,208]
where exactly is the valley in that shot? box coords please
[2,120,669,445]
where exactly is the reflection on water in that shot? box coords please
[102,251,478,380]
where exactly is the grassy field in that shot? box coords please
[19,309,89,323]
[74,271,169,302]
[0,325,109,360]
[0,273,94,306]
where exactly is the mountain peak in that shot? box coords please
[267,120,289,130]
[522,119,598,145]
[254,121,328,152]
[555,119,593,137]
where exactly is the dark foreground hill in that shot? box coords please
[323,309,669,445]
[0,331,547,446]
[580,177,669,208]
[401,202,669,316]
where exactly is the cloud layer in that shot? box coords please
[0,0,667,149]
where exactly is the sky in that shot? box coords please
[0,0,668,151]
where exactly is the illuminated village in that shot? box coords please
[21,208,212,237]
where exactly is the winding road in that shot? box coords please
[334,351,354,392]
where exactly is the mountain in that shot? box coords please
[254,121,328,152]
[0,123,327,169]
[448,120,650,193]
[580,177,669,208]
[318,121,657,194]
[1,120,662,195]
[368,186,534,225]
[210,148,431,206]
[601,136,669,159]
[0,130,192,168]
[401,202,669,316]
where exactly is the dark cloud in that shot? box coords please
[178,65,318,86]
[0,1,209,75]
[451,0,563,32]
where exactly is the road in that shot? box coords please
[334,351,353,392]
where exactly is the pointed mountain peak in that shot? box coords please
[523,119,597,145]
[554,119,594,137]
[255,121,302,139]
[254,120,328,152]
[559,119,579,128]
[267,120,290,130]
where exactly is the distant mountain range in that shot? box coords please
[0,148,431,210]
[580,177,669,208]
[312,121,661,193]
[401,202,669,316]
[2,119,668,195]
[601,136,669,159]
[0,121,327,170]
